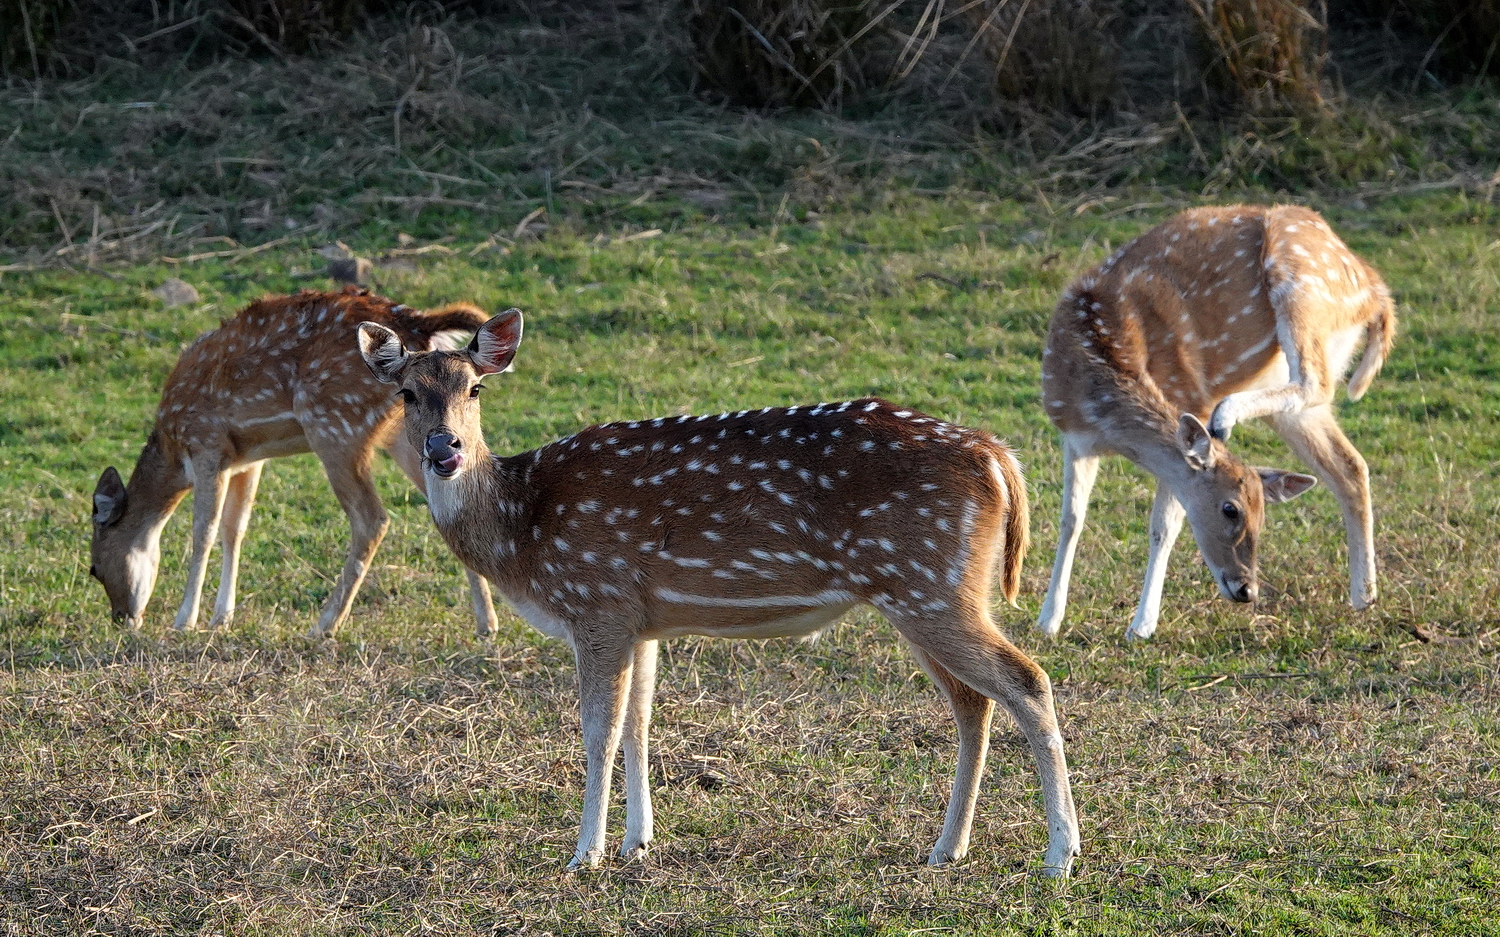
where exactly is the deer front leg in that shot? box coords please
[570,635,635,870]
[175,461,230,631]
[1126,485,1186,641]
[1037,435,1100,637]
[310,442,388,638]
[466,570,499,638]
[388,430,500,637]
[210,461,264,628]
[620,639,659,860]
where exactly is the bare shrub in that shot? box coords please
[1,0,72,75]
[215,0,374,53]
[1185,0,1329,116]
[686,0,893,109]
[961,0,1122,117]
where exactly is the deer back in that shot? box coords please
[426,399,1029,642]
[154,287,485,464]
[1042,204,1390,433]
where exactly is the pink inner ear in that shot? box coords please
[474,314,522,373]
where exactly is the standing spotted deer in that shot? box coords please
[1037,205,1394,641]
[89,287,499,638]
[356,310,1081,876]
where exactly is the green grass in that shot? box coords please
[1,189,1499,934]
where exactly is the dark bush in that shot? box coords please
[1347,0,1500,78]
[962,0,1122,117]
[0,0,414,74]
[1,0,71,75]
[686,0,888,109]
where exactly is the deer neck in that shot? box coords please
[121,430,191,546]
[420,439,530,575]
[1084,369,1197,494]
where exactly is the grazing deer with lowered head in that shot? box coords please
[90,287,499,638]
[357,310,1081,876]
[1037,205,1394,641]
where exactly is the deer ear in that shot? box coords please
[468,309,523,375]
[1176,414,1215,471]
[1257,468,1318,504]
[357,322,408,384]
[93,467,126,526]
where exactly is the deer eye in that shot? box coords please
[469,384,485,399]
[398,388,416,404]
[1221,501,1242,522]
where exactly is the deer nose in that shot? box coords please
[425,433,465,477]
[1225,578,1257,603]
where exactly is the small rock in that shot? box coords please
[329,257,374,285]
[153,278,199,307]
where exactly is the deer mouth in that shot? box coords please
[430,452,464,478]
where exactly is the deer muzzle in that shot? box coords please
[425,432,465,478]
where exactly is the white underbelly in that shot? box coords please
[504,594,575,646]
[651,602,857,640]
[1238,350,1290,393]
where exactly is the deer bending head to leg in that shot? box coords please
[89,287,499,638]
[357,311,1081,876]
[1036,205,1394,641]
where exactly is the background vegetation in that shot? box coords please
[1,0,1498,934]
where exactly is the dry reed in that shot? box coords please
[1184,0,1329,117]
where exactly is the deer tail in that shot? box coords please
[1347,284,1395,401]
[991,446,1031,607]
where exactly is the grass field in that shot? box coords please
[1,184,1498,934]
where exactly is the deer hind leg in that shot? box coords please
[620,639,659,860]
[906,644,994,866]
[209,461,265,628]
[387,429,499,638]
[1209,286,1342,441]
[1126,485,1187,642]
[895,607,1080,876]
[1270,406,1376,609]
[571,633,636,870]
[1037,433,1101,637]
[309,437,388,638]
[175,458,231,631]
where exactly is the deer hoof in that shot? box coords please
[619,841,650,862]
[566,850,604,871]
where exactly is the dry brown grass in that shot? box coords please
[2,611,1495,933]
